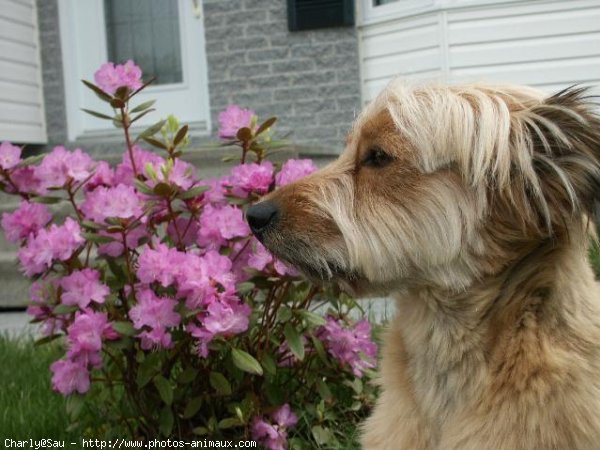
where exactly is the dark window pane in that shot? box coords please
[104,0,183,85]
[374,0,400,5]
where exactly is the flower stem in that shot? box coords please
[120,106,138,178]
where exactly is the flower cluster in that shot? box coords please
[94,60,143,95]
[318,318,378,377]
[0,61,378,446]
[252,404,298,450]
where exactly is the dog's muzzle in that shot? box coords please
[246,200,279,240]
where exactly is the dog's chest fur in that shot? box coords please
[362,247,600,450]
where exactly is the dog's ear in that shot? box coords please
[510,86,600,233]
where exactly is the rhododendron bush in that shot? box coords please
[0,61,378,448]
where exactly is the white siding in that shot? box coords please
[359,0,600,102]
[0,0,47,144]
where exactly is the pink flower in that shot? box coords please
[218,105,255,139]
[318,318,378,377]
[0,141,21,170]
[167,217,199,247]
[114,146,164,186]
[203,296,251,337]
[66,310,115,366]
[199,177,229,205]
[18,218,84,276]
[97,225,147,257]
[248,241,298,277]
[154,159,197,191]
[36,146,94,190]
[60,269,109,309]
[136,243,185,287]
[81,184,143,223]
[275,159,318,187]
[84,161,114,191]
[129,288,180,350]
[251,404,298,450]
[26,280,56,322]
[94,60,143,95]
[1,201,51,242]
[9,166,42,194]
[230,162,274,197]
[197,204,250,248]
[50,359,90,395]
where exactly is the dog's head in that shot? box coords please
[247,82,600,294]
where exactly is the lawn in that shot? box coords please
[0,335,74,439]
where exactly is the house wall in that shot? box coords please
[34,0,362,155]
[202,0,362,151]
[0,0,47,144]
[358,0,600,102]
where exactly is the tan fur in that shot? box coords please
[256,81,600,449]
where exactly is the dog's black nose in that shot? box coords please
[247,201,279,235]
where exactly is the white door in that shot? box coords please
[58,0,211,142]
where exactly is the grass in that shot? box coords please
[0,334,73,439]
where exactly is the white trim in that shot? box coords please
[58,0,211,142]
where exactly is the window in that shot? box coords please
[58,0,210,142]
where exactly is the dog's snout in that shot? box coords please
[247,201,279,235]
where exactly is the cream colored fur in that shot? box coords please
[258,81,600,449]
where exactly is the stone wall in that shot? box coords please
[35,0,362,154]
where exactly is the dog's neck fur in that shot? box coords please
[392,230,600,444]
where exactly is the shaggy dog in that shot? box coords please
[246,81,600,449]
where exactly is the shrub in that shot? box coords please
[0,61,378,448]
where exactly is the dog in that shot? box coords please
[247,81,600,449]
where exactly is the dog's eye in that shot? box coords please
[362,146,393,168]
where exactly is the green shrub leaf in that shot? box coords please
[231,348,263,376]
[284,323,305,361]
[209,371,232,395]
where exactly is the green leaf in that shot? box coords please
[236,127,253,141]
[173,124,189,147]
[137,119,167,140]
[310,334,329,366]
[298,310,327,327]
[134,179,154,195]
[256,116,277,136]
[53,304,79,315]
[81,109,113,120]
[277,305,293,323]
[30,196,63,204]
[81,220,103,230]
[284,323,305,361]
[111,321,137,337]
[218,417,242,429]
[183,396,203,419]
[312,425,335,446]
[236,281,255,295]
[130,99,156,113]
[81,79,112,102]
[34,334,61,346]
[179,185,209,200]
[154,375,173,406]
[136,353,161,388]
[192,426,209,436]
[142,136,168,150]
[261,353,277,377]
[316,378,332,401]
[66,394,85,419]
[82,232,114,244]
[159,406,174,437]
[178,367,198,384]
[17,153,45,168]
[130,108,156,125]
[231,348,263,376]
[209,371,232,395]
